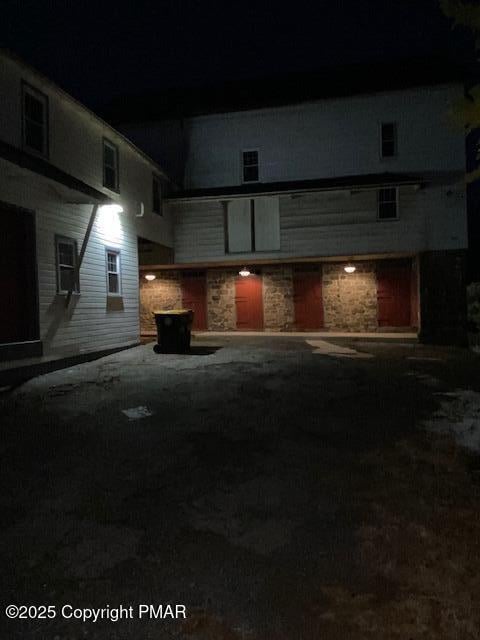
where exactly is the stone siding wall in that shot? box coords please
[262,267,295,330]
[139,271,182,334]
[322,262,378,332]
[207,270,237,331]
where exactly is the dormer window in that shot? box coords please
[22,82,48,157]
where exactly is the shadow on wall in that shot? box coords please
[43,294,79,351]
[467,283,480,349]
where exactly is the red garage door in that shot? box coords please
[181,272,207,330]
[293,270,323,330]
[235,274,263,330]
[377,262,412,327]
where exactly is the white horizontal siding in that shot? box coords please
[0,162,141,357]
[0,52,173,248]
[170,182,467,263]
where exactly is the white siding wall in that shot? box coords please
[0,162,140,356]
[0,53,174,248]
[180,85,465,188]
[171,182,467,263]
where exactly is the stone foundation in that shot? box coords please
[139,260,419,335]
[262,267,295,330]
[207,270,237,331]
[322,262,378,332]
[139,270,182,333]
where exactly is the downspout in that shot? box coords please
[65,202,100,307]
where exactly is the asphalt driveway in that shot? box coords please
[1,336,480,639]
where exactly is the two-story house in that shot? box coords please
[116,62,469,344]
[0,50,174,363]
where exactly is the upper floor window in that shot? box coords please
[242,149,259,183]
[377,187,398,220]
[103,139,119,191]
[55,236,79,294]
[22,82,48,157]
[152,175,163,215]
[380,122,397,158]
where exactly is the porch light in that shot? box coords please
[145,274,156,281]
[239,268,251,277]
[344,264,356,274]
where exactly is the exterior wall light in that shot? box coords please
[239,268,251,277]
[99,204,124,214]
[344,264,356,274]
[145,274,156,281]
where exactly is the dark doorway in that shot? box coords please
[235,274,263,330]
[293,268,324,330]
[0,203,39,344]
[377,261,412,327]
[181,271,207,330]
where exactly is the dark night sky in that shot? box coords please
[0,0,474,112]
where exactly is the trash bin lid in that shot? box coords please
[153,309,193,316]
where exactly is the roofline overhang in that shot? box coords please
[139,251,417,272]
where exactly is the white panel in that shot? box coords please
[254,196,280,251]
[227,199,252,252]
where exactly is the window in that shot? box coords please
[152,175,163,215]
[106,249,121,295]
[55,236,79,293]
[377,187,398,220]
[381,122,396,158]
[103,139,119,191]
[22,82,48,157]
[226,196,280,252]
[242,150,259,183]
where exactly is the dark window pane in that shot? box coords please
[60,267,75,292]
[378,202,397,219]
[379,188,396,203]
[153,179,162,213]
[243,165,259,182]
[382,140,395,157]
[25,121,44,153]
[104,166,117,189]
[108,273,119,293]
[243,150,258,166]
[25,93,44,123]
[104,144,116,167]
[58,242,74,266]
[382,123,394,139]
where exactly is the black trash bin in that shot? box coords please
[153,309,194,353]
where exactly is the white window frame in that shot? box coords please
[152,174,163,215]
[55,236,79,294]
[103,138,119,192]
[22,81,49,158]
[105,248,122,296]
[379,121,397,159]
[241,149,260,183]
[377,187,399,221]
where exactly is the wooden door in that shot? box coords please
[0,206,38,344]
[181,272,207,330]
[377,262,412,327]
[235,274,263,330]
[293,271,324,330]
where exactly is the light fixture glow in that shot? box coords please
[145,274,156,281]
[239,268,251,277]
[99,203,124,214]
[344,264,356,274]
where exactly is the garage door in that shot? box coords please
[293,269,324,330]
[181,272,207,330]
[235,274,263,330]
[377,261,412,327]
